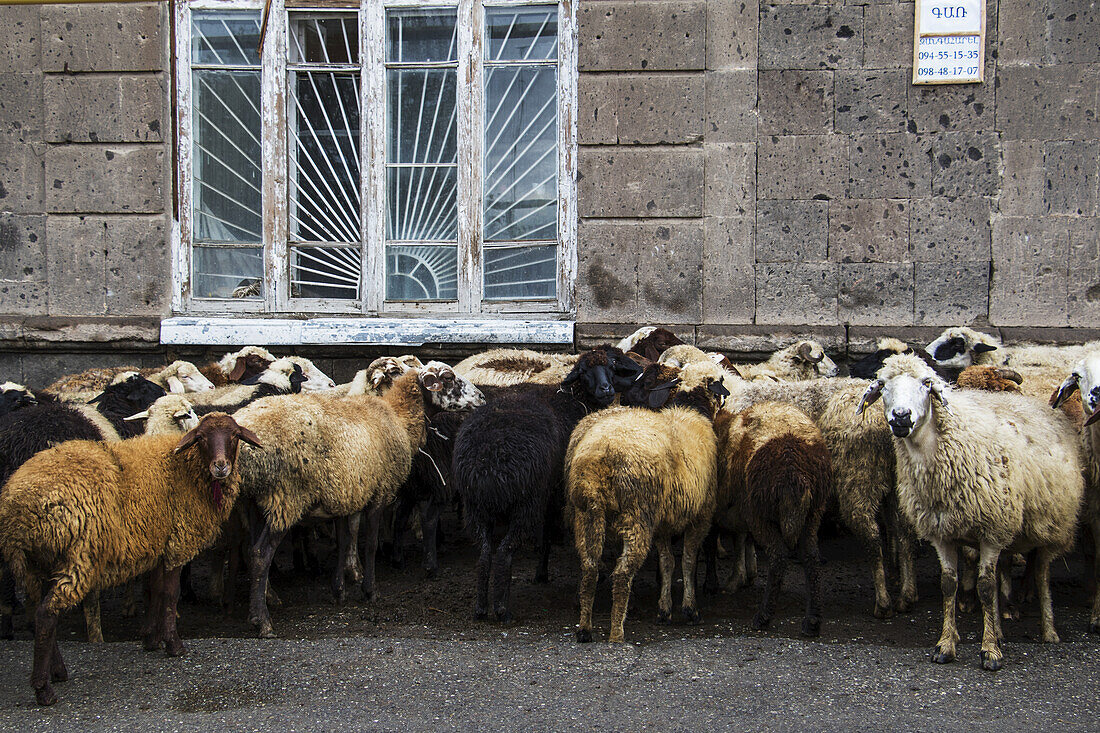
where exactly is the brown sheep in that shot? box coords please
[714,402,833,636]
[0,413,261,706]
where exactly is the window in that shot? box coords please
[172,0,577,317]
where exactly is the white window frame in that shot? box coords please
[171,0,578,318]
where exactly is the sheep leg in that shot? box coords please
[122,578,141,617]
[745,538,758,584]
[681,523,707,625]
[753,539,787,632]
[609,529,651,643]
[534,521,552,585]
[247,521,287,639]
[1090,516,1100,634]
[977,543,1003,670]
[332,516,352,605]
[997,554,1020,623]
[859,512,893,618]
[473,522,492,621]
[702,531,720,595]
[929,539,960,664]
[359,506,383,602]
[346,511,364,585]
[888,509,918,613]
[31,585,62,706]
[179,563,198,605]
[958,546,979,614]
[1,564,16,640]
[574,510,605,643]
[1035,548,1060,644]
[83,590,103,643]
[655,537,675,624]
[421,501,442,579]
[391,497,413,570]
[797,530,823,638]
[491,526,522,623]
[142,563,167,651]
[161,565,186,657]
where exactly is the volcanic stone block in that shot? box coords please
[705,70,757,142]
[579,1,706,71]
[46,215,108,316]
[704,143,756,217]
[0,141,45,214]
[996,66,1100,140]
[579,148,704,217]
[838,262,914,326]
[908,79,995,133]
[756,262,838,326]
[758,70,834,135]
[848,133,931,198]
[758,135,848,200]
[1044,140,1099,216]
[0,6,41,73]
[105,215,170,316]
[863,4,912,69]
[989,218,1069,327]
[756,199,828,262]
[45,145,166,214]
[703,216,755,323]
[759,5,864,70]
[614,74,705,144]
[1048,0,1100,64]
[1067,218,1100,328]
[41,2,164,72]
[997,0,1046,64]
[577,219,639,323]
[914,261,990,326]
[931,132,999,197]
[45,74,166,144]
[638,220,704,323]
[909,197,991,262]
[829,199,909,263]
[707,0,758,70]
[578,75,617,145]
[834,70,907,134]
[0,73,42,144]
[0,213,46,283]
[999,141,1045,215]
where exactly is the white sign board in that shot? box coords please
[913,0,986,84]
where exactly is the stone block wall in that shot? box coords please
[0,3,169,382]
[576,0,1100,352]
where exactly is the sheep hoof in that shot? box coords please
[751,613,770,631]
[424,567,438,580]
[34,684,58,707]
[1002,604,1021,622]
[360,588,376,603]
[930,646,955,664]
[495,609,513,624]
[894,598,914,614]
[258,624,277,639]
[681,607,701,625]
[656,609,672,625]
[801,617,821,638]
[1089,621,1100,635]
[474,609,489,621]
[143,635,163,652]
[51,664,69,683]
[980,650,1002,671]
[873,603,895,620]
[165,639,186,657]
[1042,630,1060,644]
[576,628,593,643]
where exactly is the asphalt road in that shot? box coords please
[2,528,1100,730]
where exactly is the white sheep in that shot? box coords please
[859,354,1083,670]
[743,340,838,382]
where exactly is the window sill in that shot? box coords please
[160,317,575,347]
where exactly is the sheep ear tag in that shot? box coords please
[1050,373,1080,409]
[856,380,884,416]
[422,374,444,392]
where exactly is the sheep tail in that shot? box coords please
[746,435,823,549]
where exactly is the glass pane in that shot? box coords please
[289,14,358,65]
[193,70,262,243]
[486,7,557,62]
[484,66,557,241]
[386,9,458,63]
[484,246,556,300]
[386,70,457,163]
[290,246,360,299]
[194,246,262,299]
[386,245,457,301]
[192,11,262,66]
[386,167,457,241]
[290,72,360,243]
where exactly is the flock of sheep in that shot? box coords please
[1,325,1099,705]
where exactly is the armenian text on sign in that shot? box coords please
[912,0,985,84]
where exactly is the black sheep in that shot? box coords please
[453,346,641,623]
[0,383,54,417]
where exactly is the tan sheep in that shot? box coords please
[454,348,579,386]
[0,413,261,705]
[744,340,838,382]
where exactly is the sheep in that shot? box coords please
[928,327,1100,374]
[726,377,918,619]
[1050,352,1100,633]
[341,355,424,396]
[454,346,643,624]
[233,363,485,638]
[45,360,215,402]
[172,358,308,413]
[0,412,261,705]
[568,362,725,643]
[0,381,53,417]
[614,326,686,362]
[859,353,1083,670]
[713,401,832,636]
[657,344,747,385]
[743,339,838,382]
[453,348,579,387]
[201,346,276,387]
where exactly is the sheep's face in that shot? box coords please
[167,363,216,394]
[365,357,414,392]
[91,375,168,412]
[563,347,642,406]
[419,361,485,411]
[294,359,337,392]
[860,373,946,439]
[794,341,838,377]
[1053,353,1100,422]
[0,383,36,416]
[175,413,263,507]
[925,330,998,370]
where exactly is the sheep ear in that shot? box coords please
[856,379,884,415]
[227,359,247,382]
[561,364,581,386]
[420,372,443,392]
[1051,373,1080,408]
[234,424,263,449]
[929,381,948,408]
[973,343,998,354]
[166,375,186,394]
[646,379,681,410]
[174,427,202,453]
[369,370,387,388]
[1085,409,1100,428]
[124,410,150,421]
[709,379,731,399]
[289,364,306,392]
